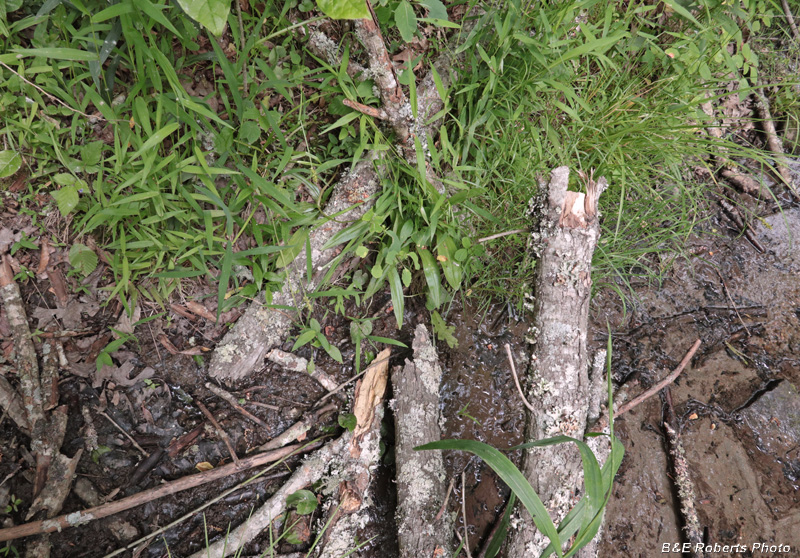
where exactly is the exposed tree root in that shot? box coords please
[0,444,307,544]
[0,255,82,558]
[663,389,705,558]
[753,82,799,200]
[195,349,390,558]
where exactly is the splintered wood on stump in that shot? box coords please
[505,167,607,558]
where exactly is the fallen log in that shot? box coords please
[393,325,453,558]
[505,167,607,558]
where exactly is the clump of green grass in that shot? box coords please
[438,0,797,310]
[0,0,375,314]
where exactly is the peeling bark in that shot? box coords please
[505,167,607,558]
[393,325,453,558]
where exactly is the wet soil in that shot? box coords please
[432,202,800,556]
[591,203,800,558]
[2,203,799,558]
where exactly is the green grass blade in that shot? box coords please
[387,266,404,329]
[416,439,563,557]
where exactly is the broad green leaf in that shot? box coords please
[292,329,317,351]
[395,1,417,42]
[418,0,447,21]
[338,413,357,432]
[174,0,229,35]
[402,267,412,287]
[325,344,343,363]
[0,151,22,178]
[316,0,369,19]
[418,248,442,308]
[431,310,457,348]
[286,490,318,515]
[417,439,563,557]
[69,243,98,276]
[51,185,79,216]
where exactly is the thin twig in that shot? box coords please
[714,269,751,337]
[434,477,456,522]
[478,229,528,244]
[205,382,271,429]
[504,344,535,412]
[342,99,388,120]
[0,443,308,543]
[616,339,701,417]
[781,0,800,40]
[251,402,337,453]
[196,400,239,464]
[97,410,149,457]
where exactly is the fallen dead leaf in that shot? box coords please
[351,348,390,454]
[37,237,50,275]
[185,300,216,322]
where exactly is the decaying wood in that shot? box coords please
[196,350,389,558]
[318,348,390,558]
[393,326,453,558]
[355,9,410,143]
[207,25,463,385]
[266,348,338,391]
[0,444,306,543]
[505,167,607,558]
[0,371,30,434]
[663,389,704,558]
[752,83,799,200]
[0,255,81,558]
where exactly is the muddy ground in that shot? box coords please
[1,194,800,557]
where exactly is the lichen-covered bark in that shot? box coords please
[393,325,453,558]
[505,167,607,558]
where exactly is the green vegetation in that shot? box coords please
[1,0,797,323]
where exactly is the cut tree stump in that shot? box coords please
[505,167,607,558]
[393,325,453,558]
